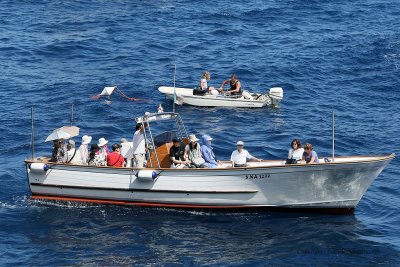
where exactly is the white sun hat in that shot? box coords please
[81,135,92,145]
[98,137,108,147]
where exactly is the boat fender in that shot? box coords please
[29,163,49,172]
[136,170,159,182]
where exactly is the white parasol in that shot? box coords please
[45,126,80,142]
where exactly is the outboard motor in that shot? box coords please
[268,87,283,106]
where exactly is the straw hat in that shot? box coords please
[98,137,108,147]
[81,135,92,145]
[189,134,199,142]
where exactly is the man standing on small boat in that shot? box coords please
[218,74,242,95]
[132,123,146,168]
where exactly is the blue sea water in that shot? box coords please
[0,0,399,265]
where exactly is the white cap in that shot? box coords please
[237,141,244,146]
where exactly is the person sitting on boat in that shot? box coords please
[184,134,206,168]
[231,141,262,167]
[107,143,125,167]
[218,74,242,95]
[169,137,190,168]
[62,140,83,164]
[87,144,106,166]
[132,123,146,168]
[78,135,92,165]
[97,137,109,161]
[201,134,220,168]
[50,139,65,162]
[286,139,304,164]
[200,71,215,92]
[302,143,319,164]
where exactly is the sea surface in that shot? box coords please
[0,0,399,266]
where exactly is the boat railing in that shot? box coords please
[137,112,188,168]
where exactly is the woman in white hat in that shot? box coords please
[79,135,92,164]
[184,134,206,168]
[97,137,109,161]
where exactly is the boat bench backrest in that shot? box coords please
[146,138,189,168]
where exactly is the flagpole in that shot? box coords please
[31,107,35,160]
[70,103,74,126]
[332,111,335,162]
[173,64,176,113]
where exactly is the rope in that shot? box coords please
[90,87,151,102]
[116,88,150,102]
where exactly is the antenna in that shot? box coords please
[31,107,35,160]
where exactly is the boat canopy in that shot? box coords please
[135,112,179,123]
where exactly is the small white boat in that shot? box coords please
[25,112,394,213]
[158,86,283,108]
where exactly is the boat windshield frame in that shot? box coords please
[135,112,188,168]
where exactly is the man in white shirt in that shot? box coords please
[230,141,262,167]
[63,140,83,164]
[132,123,146,168]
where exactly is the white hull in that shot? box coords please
[158,86,283,108]
[26,155,394,213]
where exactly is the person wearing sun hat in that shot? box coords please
[184,134,206,168]
[201,134,220,168]
[97,137,109,162]
[78,135,92,164]
[230,140,262,167]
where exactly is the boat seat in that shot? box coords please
[146,138,189,168]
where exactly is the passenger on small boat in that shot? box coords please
[63,140,82,164]
[132,123,146,168]
[286,139,304,164]
[88,144,106,166]
[169,138,190,168]
[231,141,262,167]
[184,134,206,168]
[302,143,319,164]
[107,143,125,167]
[218,74,242,95]
[79,135,92,165]
[200,71,215,92]
[201,135,220,168]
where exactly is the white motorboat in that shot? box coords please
[158,86,283,108]
[25,112,394,213]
